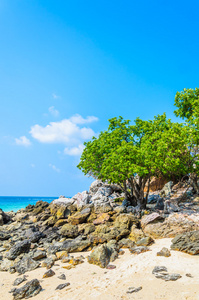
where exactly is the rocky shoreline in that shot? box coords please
[0,179,199,299]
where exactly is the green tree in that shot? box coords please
[78,115,191,208]
[174,88,199,193]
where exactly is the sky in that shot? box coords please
[0,0,199,197]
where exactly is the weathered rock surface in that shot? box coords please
[7,240,31,260]
[171,230,199,255]
[88,243,118,268]
[12,279,42,299]
[157,247,171,257]
[152,266,182,281]
[43,269,55,278]
[143,213,199,238]
[15,257,40,274]
[13,276,27,286]
[55,283,70,290]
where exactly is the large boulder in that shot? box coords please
[171,230,199,255]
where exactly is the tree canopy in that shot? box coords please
[78,113,192,208]
[174,88,199,193]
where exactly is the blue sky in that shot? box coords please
[0,0,199,196]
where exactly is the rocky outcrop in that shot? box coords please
[142,213,199,239]
[171,231,199,255]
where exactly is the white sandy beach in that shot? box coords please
[0,238,199,300]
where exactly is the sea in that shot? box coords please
[0,196,58,212]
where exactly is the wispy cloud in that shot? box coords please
[48,106,59,117]
[49,164,60,173]
[52,93,59,99]
[64,144,85,156]
[29,114,98,145]
[70,114,98,124]
[15,136,31,147]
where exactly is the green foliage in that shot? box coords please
[174,88,199,192]
[78,114,192,208]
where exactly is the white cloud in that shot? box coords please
[70,114,98,124]
[49,164,60,173]
[30,115,98,145]
[64,144,85,156]
[48,106,59,117]
[52,93,59,99]
[15,136,31,147]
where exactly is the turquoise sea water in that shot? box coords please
[0,196,58,212]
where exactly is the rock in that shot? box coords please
[152,266,181,281]
[136,236,154,246]
[106,264,116,269]
[47,236,91,254]
[155,198,164,210]
[157,247,171,257]
[60,224,79,238]
[41,257,54,269]
[126,286,142,294]
[129,226,146,242]
[7,240,31,260]
[141,213,164,228]
[171,230,199,255]
[32,250,46,261]
[29,231,45,243]
[68,257,84,266]
[12,279,42,299]
[78,224,95,235]
[152,266,168,274]
[114,214,138,230]
[164,200,180,213]
[58,274,66,280]
[56,251,68,260]
[13,276,27,286]
[118,238,135,249]
[88,244,112,268]
[43,269,55,278]
[68,208,91,225]
[89,180,103,194]
[54,219,68,227]
[0,231,11,241]
[0,258,14,271]
[55,283,70,290]
[147,194,161,204]
[72,191,91,208]
[143,213,199,239]
[155,272,182,281]
[93,213,110,225]
[94,201,113,214]
[15,257,40,274]
[186,273,193,278]
[91,186,113,201]
[0,209,11,225]
[129,246,150,254]
[161,181,173,196]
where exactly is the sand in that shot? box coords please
[0,238,199,300]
